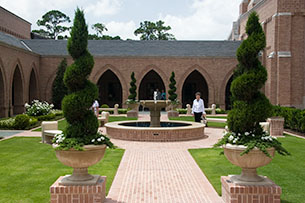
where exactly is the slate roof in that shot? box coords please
[0,32,29,50]
[0,31,242,57]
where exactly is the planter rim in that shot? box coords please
[52,144,106,151]
[223,143,274,151]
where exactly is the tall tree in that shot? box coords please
[128,72,137,102]
[134,20,175,40]
[62,8,98,142]
[32,10,71,39]
[52,58,68,109]
[92,23,108,37]
[168,72,177,102]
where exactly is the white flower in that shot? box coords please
[101,137,105,140]
[91,139,95,143]
[228,135,234,141]
[97,138,101,142]
[245,132,249,136]
[252,134,255,137]
[238,133,241,136]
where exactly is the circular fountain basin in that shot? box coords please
[105,120,206,142]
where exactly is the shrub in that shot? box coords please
[36,113,56,121]
[60,8,113,150]
[51,109,64,116]
[101,104,109,108]
[272,105,305,133]
[127,72,137,102]
[0,118,15,129]
[215,12,289,156]
[14,114,30,130]
[168,72,178,103]
[52,58,68,109]
[216,108,226,114]
[29,117,38,126]
[176,108,187,114]
[118,109,128,114]
[25,100,54,116]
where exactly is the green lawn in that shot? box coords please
[0,137,124,202]
[33,116,137,132]
[206,115,227,119]
[169,116,227,128]
[189,135,305,203]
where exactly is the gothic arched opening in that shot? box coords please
[0,68,5,117]
[29,69,38,103]
[225,75,234,110]
[97,70,122,107]
[139,70,165,100]
[182,70,209,108]
[12,66,24,115]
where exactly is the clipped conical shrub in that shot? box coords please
[61,8,99,144]
[128,72,137,101]
[52,58,68,109]
[168,72,177,102]
[227,12,272,135]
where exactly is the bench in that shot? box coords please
[41,121,62,144]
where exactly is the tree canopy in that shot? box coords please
[32,10,71,39]
[134,20,176,40]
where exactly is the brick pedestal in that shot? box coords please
[221,176,281,203]
[267,117,285,137]
[50,176,106,203]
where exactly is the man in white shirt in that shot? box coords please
[92,100,99,117]
[192,92,206,123]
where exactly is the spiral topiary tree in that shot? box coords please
[61,8,99,145]
[52,58,68,109]
[127,72,137,102]
[227,12,272,135]
[168,72,177,102]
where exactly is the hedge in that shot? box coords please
[272,105,305,133]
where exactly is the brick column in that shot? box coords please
[221,176,281,203]
[267,117,285,137]
[50,176,106,203]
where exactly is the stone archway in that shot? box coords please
[225,75,234,110]
[182,70,209,108]
[139,70,166,100]
[12,66,24,115]
[97,70,123,107]
[0,68,5,117]
[29,69,38,103]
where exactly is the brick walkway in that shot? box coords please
[106,112,224,202]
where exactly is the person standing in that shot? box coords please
[161,90,166,100]
[192,92,206,122]
[92,100,100,117]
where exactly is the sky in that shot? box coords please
[0,0,241,40]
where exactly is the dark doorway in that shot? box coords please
[139,70,165,100]
[225,75,234,110]
[29,69,38,103]
[182,70,209,108]
[0,68,4,117]
[12,66,24,115]
[97,70,122,107]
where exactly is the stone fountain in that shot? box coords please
[140,100,170,127]
[105,98,206,142]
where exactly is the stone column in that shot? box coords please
[211,104,216,115]
[267,117,285,137]
[150,109,161,127]
[114,104,119,115]
[186,104,192,115]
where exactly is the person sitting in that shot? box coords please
[191,92,206,123]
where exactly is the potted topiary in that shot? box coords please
[126,72,139,118]
[214,12,289,183]
[53,8,113,185]
[167,72,179,117]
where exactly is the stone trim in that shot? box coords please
[277,51,292,58]
[272,12,292,18]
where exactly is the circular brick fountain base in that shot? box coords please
[105,120,206,142]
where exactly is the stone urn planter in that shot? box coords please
[167,103,179,118]
[223,144,275,183]
[127,102,139,118]
[54,144,106,185]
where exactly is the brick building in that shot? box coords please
[0,0,304,118]
[229,0,305,109]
